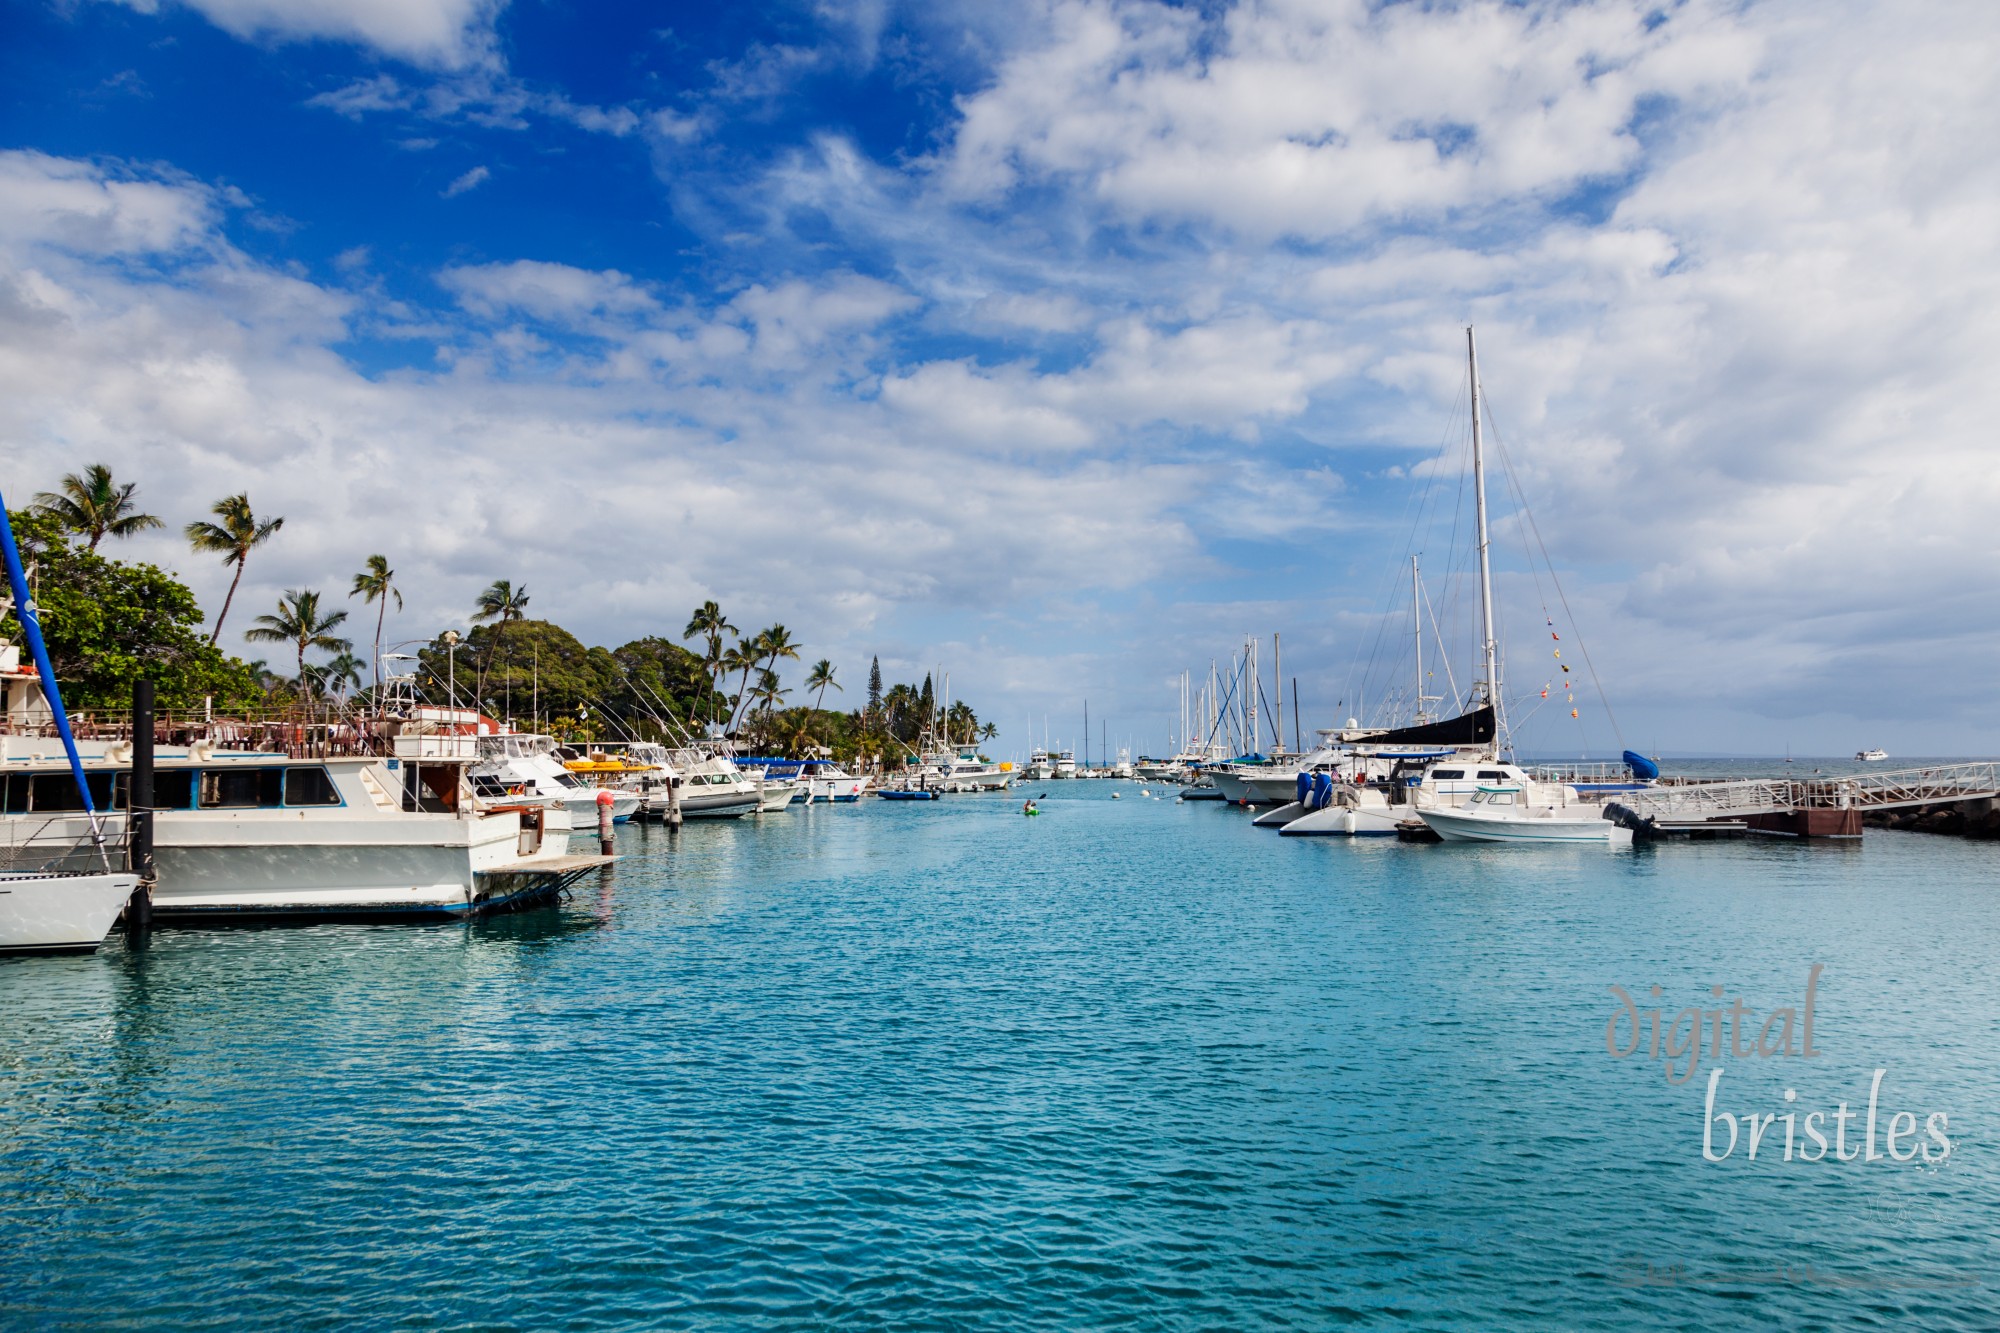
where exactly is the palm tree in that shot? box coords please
[36,463,164,551]
[185,494,285,646]
[471,580,530,711]
[244,589,352,694]
[349,554,402,695]
[720,642,760,731]
[751,667,789,719]
[806,659,841,713]
[682,601,736,724]
[320,651,365,701]
[758,624,801,676]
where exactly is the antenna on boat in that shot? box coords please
[1468,326,1500,754]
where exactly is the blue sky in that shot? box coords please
[5,0,1999,757]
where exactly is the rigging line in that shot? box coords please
[1341,376,1466,715]
[1419,575,1462,716]
[1347,379,1469,719]
[1480,392,1624,745]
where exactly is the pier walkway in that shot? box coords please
[1608,762,2000,838]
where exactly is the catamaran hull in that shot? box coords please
[0,871,137,953]
[1278,803,1403,836]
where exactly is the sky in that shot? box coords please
[3,0,1998,759]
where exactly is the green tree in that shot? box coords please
[34,463,164,552]
[318,651,365,700]
[471,579,530,711]
[2,509,259,711]
[348,554,402,694]
[682,600,735,726]
[720,641,760,731]
[244,589,352,691]
[806,658,841,712]
[184,493,285,646]
[866,656,883,717]
[751,667,789,719]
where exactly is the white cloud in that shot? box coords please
[934,0,1759,239]
[439,260,658,324]
[440,165,490,198]
[111,0,504,69]
[0,150,219,257]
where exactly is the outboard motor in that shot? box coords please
[1296,772,1312,805]
[1311,770,1333,810]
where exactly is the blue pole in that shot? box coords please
[0,492,107,853]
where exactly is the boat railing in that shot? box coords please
[8,706,462,761]
[0,814,131,875]
[1526,762,1640,784]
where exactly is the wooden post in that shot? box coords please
[596,789,614,856]
[126,679,155,934]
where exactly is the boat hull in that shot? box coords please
[1419,808,1631,844]
[0,871,137,953]
[1279,800,1403,836]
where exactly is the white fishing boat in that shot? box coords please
[798,758,869,803]
[2,740,606,922]
[1027,748,1056,781]
[470,726,641,825]
[1419,781,1631,844]
[1856,748,1888,762]
[5,500,601,933]
[1053,749,1077,779]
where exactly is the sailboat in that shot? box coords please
[0,500,139,954]
[1410,329,1631,844]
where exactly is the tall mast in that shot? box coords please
[1244,637,1257,750]
[1469,326,1498,721]
[1412,555,1425,724]
[1273,632,1283,752]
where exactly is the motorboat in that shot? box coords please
[1026,748,1055,781]
[1,739,605,922]
[798,758,869,803]
[725,757,806,812]
[1053,749,1077,779]
[1856,749,1888,763]
[471,726,640,825]
[1418,780,1632,844]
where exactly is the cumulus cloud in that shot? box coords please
[110,0,505,70]
[15,0,2000,748]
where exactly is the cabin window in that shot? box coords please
[115,770,195,810]
[284,767,341,807]
[472,775,508,797]
[200,768,285,808]
[17,772,118,811]
[154,770,195,810]
[1478,770,1508,780]
[1430,769,1464,781]
[1491,792,1516,805]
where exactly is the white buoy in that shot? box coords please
[1112,792,1121,799]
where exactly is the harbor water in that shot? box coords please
[4,782,1998,1329]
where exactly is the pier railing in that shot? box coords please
[1618,762,2000,822]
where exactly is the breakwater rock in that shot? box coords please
[1865,797,2000,839]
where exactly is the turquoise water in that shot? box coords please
[4,784,1998,1329]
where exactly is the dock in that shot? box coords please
[1607,762,2000,840]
